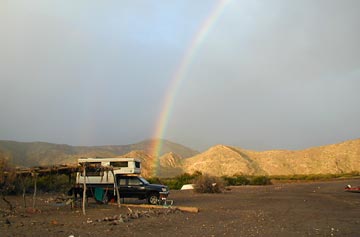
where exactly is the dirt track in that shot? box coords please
[1,179,360,236]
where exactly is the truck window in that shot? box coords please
[128,177,142,186]
[118,178,127,186]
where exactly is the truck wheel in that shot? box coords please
[147,192,159,205]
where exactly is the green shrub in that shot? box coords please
[193,174,224,193]
[249,176,272,185]
[342,171,360,178]
[222,175,250,186]
[13,175,33,194]
[270,173,360,182]
[160,171,203,190]
[146,177,162,185]
[36,174,71,193]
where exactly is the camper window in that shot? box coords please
[81,162,102,176]
[135,161,140,168]
[110,161,128,167]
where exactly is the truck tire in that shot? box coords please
[147,192,159,205]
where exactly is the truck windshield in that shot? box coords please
[139,177,149,184]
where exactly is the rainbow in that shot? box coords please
[150,0,231,176]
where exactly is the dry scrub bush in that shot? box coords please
[0,155,16,210]
[193,174,224,193]
[0,157,16,191]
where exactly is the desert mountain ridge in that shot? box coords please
[182,139,360,177]
[0,138,359,177]
[0,139,199,167]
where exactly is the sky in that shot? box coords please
[1,0,360,152]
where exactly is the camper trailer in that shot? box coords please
[71,157,170,205]
[75,157,141,185]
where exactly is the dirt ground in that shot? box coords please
[1,179,360,237]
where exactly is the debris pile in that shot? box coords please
[90,207,182,225]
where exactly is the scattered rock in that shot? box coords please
[93,208,181,225]
[26,207,41,214]
[50,220,58,225]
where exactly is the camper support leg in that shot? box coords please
[20,174,29,208]
[32,173,37,208]
[82,167,87,215]
[22,185,26,208]
[111,170,121,208]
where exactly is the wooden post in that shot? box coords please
[82,166,87,215]
[20,174,27,208]
[22,185,26,208]
[68,172,72,184]
[111,169,121,208]
[32,173,37,208]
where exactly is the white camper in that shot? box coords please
[76,157,141,185]
[70,157,170,205]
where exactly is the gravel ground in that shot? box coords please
[1,179,360,236]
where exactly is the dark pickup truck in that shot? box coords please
[69,175,169,205]
[115,175,169,204]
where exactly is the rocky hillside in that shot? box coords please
[182,139,360,176]
[117,150,156,178]
[1,138,359,177]
[183,145,266,177]
[117,151,184,178]
[0,139,199,167]
[158,152,184,178]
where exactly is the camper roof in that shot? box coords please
[78,157,141,164]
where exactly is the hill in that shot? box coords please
[182,139,360,176]
[117,150,156,178]
[1,138,359,177]
[0,139,199,167]
[158,152,184,177]
[183,145,266,177]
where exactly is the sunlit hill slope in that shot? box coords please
[1,139,359,177]
[0,139,199,167]
[182,139,360,177]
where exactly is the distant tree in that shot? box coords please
[0,152,16,210]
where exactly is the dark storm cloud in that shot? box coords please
[0,0,359,151]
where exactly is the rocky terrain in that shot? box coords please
[1,138,360,177]
[1,179,360,236]
[182,139,360,177]
[0,139,199,167]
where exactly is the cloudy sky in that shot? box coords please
[1,0,359,151]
